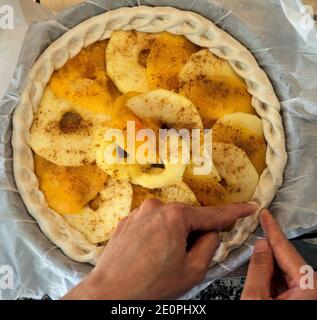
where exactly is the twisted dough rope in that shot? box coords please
[12,6,287,264]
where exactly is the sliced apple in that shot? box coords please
[184,143,259,206]
[63,178,133,244]
[146,32,198,91]
[96,130,186,189]
[130,163,186,189]
[184,164,226,207]
[179,49,254,128]
[212,113,267,174]
[180,49,243,83]
[30,88,110,167]
[126,89,203,130]
[106,30,155,93]
[213,143,259,203]
[49,40,119,114]
[132,182,199,209]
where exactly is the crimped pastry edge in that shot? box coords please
[12,6,287,265]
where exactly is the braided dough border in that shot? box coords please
[12,6,287,265]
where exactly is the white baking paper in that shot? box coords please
[0,0,316,300]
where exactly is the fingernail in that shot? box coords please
[254,239,270,253]
[260,209,271,229]
[248,201,259,207]
[247,201,260,211]
[261,208,270,215]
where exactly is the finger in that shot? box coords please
[113,207,140,236]
[132,198,164,220]
[261,210,306,281]
[275,290,294,300]
[186,203,257,232]
[112,215,130,236]
[186,232,219,279]
[139,198,164,212]
[275,287,316,300]
[241,240,274,300]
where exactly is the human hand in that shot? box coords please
[64,200,256,300]
[241,210,317,300]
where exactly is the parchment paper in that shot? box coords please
[0,0,316,300]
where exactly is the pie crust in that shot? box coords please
[12,6,287,265]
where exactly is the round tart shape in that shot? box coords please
[12,6,287,264]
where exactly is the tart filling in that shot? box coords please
[13,6,286,264]
[29,31,265,245]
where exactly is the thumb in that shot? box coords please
[241,240,274,300]
[186,232,219,281]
